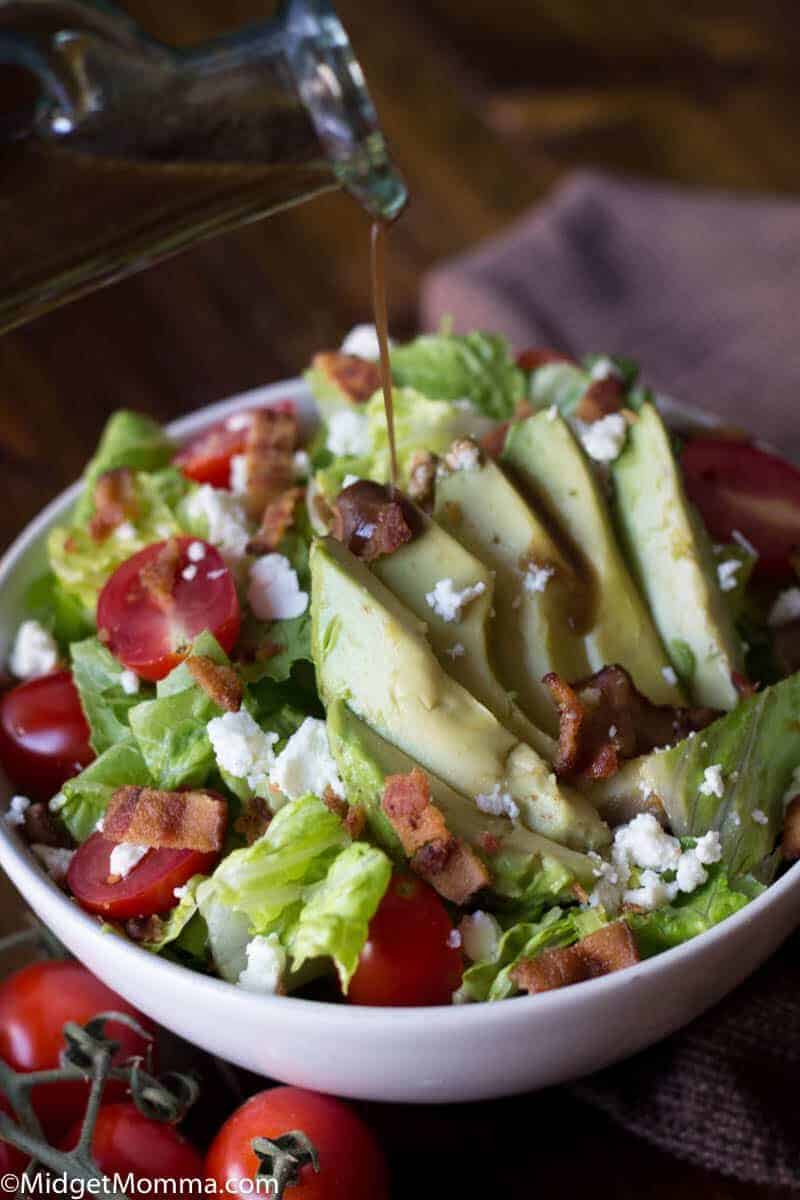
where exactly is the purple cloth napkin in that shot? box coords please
[422,171,800,1188]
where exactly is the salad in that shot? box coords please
[2,325,800,1008]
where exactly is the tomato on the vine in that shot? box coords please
[0,671,93,800]
[60,1103,205,1183]
[206,1086,389,1200]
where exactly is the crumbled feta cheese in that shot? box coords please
[732,812,741,827]
[237,934,286,995]
[523,563,555,594]
[546,404,558,422]
[181,564,198,582]
[752,808,768,826]
[662,665,678,687]
[717,559,741,592]
[608,724,618,738]
[447,929,462,950]
[612,812,681,873]
[207,568,227,580]
[326,410,371,458]
[269,717,344,802]
[769,587,800,628]
[31,844,74,885]
[208,710,279,795]
[624,869,678,911]
[186,485,251,566]
[226,412,252,432]
[578,413,628,464]
[676,850,708,894]
[444,439,481,473]
[589,356,621,382]
[229,454,248,496]
[731,529,758,559]
[109,843,149,879]
[248,554,308,621]
[699,764,725,798]
[693,830,723,865]
[342,474,361,490]
[425,578,486,623]
[119,669,140,696]
[173,884,189,901]
[293,450,311,480]
[115,521,137,542]
[9,620,59,679]
[475,784,519,822]
[340,323,387,360]
[588,854,626,913]
[444,642,466,660]
[459,911,502,963]
[49,792,67,813]
[187,541,207,563]
[4,795,30,827]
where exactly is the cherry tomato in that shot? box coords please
[206,1086,389,1200]
[61,1103,204,1183]
[0,671,93,801]
[67,832,219,920]
[0,961,154,1138]
[348,873,462,1007]
[174,402,295,488]
[97,537,240,681]
[516,348,573,370]
[0,1097,27,1183]
[682,438,800,579]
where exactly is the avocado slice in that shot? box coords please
[585,671,800,878]
[311,536,609,851]
[612,403,743,709]
[434,455,591,736]
[503,411,683,705]
[370,506,555,759]
[327,699,597,899]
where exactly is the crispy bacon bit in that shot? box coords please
[126,914,165,943]
[732,670,759,698]
[517,348,573,371]
[186,655,242,713]
[312,351,381,405]
[476,831,502,856]
[545,665,718,781]
[511,920,639,995]
[480,401,535,460]
[247,486,303,556]
[412,838,490,906]
[243,408,298,520]
[782,795,800,860]
[23,802,73,849]
[345,805,366,839]
[139,538,181,612]
[575,376,627,423]
[89,468,138,542]
[407,450,437,510]
[571,882,590,905]
[332,480,419,562]
[234,796,271,846]
[105,786,227,852]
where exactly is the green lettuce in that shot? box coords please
[389,331,524,420]
[196,882,253,982]
[23,573,94,649]
[139,876,205,954]
[71,637,153,755]
[366,387,494,485]
[628,865,759,957]
[527,354,646,418]
[59,739,153,842]
[72,411,175,525]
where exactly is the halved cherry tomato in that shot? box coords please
[174,402,295,488]
[206,1086,389,1200]
[0,671,93,800]
[67,832,218,920]
[0,961,154,1138]
[516,347,573,370]
[682,438,800,579]
[97,537,240,681]
[61,1102,205,1183]
[347,873,462,1007]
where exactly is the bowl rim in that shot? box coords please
[0,376,797,1030]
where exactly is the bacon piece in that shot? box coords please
[480,401,534,460]
[412,838,490,906]
[247,487,302,555]
[476,831,502,856]
[575,376,626,422]
[105,786,227,852]
[243,408,298,521]
[139,538,181,613]
[545,665,718,781]
[332,480,419,562]
[782,795,800,859]
[312,351,381,405]
[517,348,573,371]
[126,914,165,943]
[511,920,639,995]
[89,468,138,542]
[234,796,271,846]
[323,788,366,838]
[185,655,242,713]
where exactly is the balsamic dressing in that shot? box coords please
[370,220,398,489]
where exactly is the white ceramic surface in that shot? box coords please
[0,380,798,1105]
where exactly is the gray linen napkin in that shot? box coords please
[422,171,800,1187]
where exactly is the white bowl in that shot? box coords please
[1,380,798,1104]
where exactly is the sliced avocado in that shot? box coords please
[503,411,683,705]
[327,699,596,899]
[585,671,800,878]
[370,506,555,758]
[311,536,609,851]
[612,404,743,710]
[434,455,591,736]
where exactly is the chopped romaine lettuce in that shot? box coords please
[70,637,153,755]
[196,881,253,982]
[389,331,524,420]
[528,362,591,417]
[139,875,205,954]
[628,864,758,957]
[72,411,175,526]
[59,738,153,842]
[23,572,93,650]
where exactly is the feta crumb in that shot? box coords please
[717,559,741,592]
[269,717,344,802]
[693,830,723,865]
[459,911,502,963]
[226,412,252,432]
[752,808,768,826]
[624,868,678,911]
[732,812,741,827]
[446,929,462,950]
[731,529,758,559]
[95,816,104,832]
[589,356,622,382]
[444,642,465,660]
[662,665,679,687]
[546,404,558,422]
[341,322,387,360]
[444,439,481,473]
[613,812,681,872]
[49,792,67,813]
[326,410,371,458]
[115,521,137,542]
[699,764,725,798]
[229,454,248,495]
[173,884,189,901]
[4,795,30,827]
[475,783,519,822]
[109,842,149,879]
[293,450,311,480]
[425,578,486,623]
[588,855,626,914]
[769,587,800,628]
[608,724,618,738]
[207,568,227,580]
[676,850,708,894]
[578,413,628,464]
[187,541,207,563]
[342,473,361,490]
[237,933,286,995]
[523,563,555,594]
[119,669,140,696]
[9,620,59,679]
[181,564,198,582]
[248,554,308,621]
[208,710,279,795]
[31,844,74,885]
[186,485,251,566]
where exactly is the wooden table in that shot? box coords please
[2,1,797,1193]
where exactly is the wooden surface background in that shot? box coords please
[2,0,799,1194]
